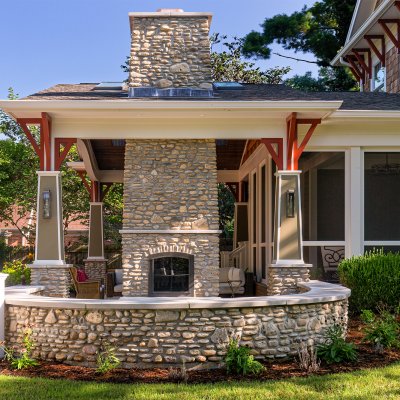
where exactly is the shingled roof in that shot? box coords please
[23,83,400,111]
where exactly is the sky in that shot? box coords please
[0,0,318,99]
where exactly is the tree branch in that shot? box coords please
[272,52,319,64]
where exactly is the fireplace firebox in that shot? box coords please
[149,253,194,296]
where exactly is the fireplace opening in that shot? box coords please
[149,253,194,296]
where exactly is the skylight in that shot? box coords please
[213,82,244,89]
[94,82,124,90]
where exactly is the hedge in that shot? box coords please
[338,250,400,313]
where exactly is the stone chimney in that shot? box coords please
[128,9,213,97]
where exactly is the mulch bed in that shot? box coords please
[1,319,400,384]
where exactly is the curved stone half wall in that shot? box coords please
[4,282,350,368]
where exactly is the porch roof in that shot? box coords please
[11,82,400,109]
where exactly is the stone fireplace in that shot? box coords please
[121,139,220,297]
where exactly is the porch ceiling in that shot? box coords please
[87,139,246,177]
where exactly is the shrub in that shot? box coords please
[1,327,39,370]
[361,309,400,353]
[168,360,188,383]
[317,324,357,364]
[338,250,400,313]
[225,339,264,376]
[297,341,320,373]
[96,344,120,374]
[2,260,31,286]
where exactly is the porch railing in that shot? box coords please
[229,241,249,270]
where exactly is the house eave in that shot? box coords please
[331,0,395,66]
[0,99,343,120]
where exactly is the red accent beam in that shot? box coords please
[100,183,113,202]
[17,114,52,171]
[284,114,321,170]
[379,19,400,51]
[260,138,284,171]
[346,56,365,82]
[365,35,386,66]
[54,138,77,170]
[352,48,372,76]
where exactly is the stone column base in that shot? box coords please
[29,264,72,298]
[267,264,312,295]
[84,259,107,282]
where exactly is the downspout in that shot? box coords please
[339,57,363,92]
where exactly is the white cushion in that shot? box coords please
[114,284,123,293]
[114,269,123,285]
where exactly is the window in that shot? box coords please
[299,152,346,282]
[364,153,400,242]
[150,254,194,296]
[372,62,385,92]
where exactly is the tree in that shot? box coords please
[242,0,358,91]
[210,34,290,84]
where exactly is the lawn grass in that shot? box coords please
[1,363,400,400]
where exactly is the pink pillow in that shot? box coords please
[77,269,89,282]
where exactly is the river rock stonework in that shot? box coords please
[128,11,212,89]
[5,299,348,368]
[29,266,71,298]
[122,139,220,297]
[267,266,311,295]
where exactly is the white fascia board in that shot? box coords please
[331,109,400,119]
[345,0,363,44]
[0,99,343,114]
[331,0,394,66]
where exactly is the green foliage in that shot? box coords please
[338,250,400,313]
[361,309,400,352]
[96,344,121,374]
[317,324,357,364]
[210,34,290,84]
[218,183,235,238]
[242,0,357,91]
[286,68,357,92]
[2,327,39,370]
[225,339,265,376]
[2,260,31,286]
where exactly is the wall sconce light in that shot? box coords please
[286,189,295,218]
[43,190,51,219]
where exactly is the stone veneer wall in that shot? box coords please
[29,266,71,298]
[267,266,311,296]
[5,299,348,367]
[122,139,220,297]
[84,260,107,283]
[386,46,400,93]
[128,14,212,89]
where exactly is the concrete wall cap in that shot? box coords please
[5,281,351,310]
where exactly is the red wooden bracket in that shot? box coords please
[54,138,77,170]
[346,55,366,82]
[285,113,321,170]
[76,172,101,202]
[378,19,400,52]
[260,138,284,171]
[396,0,400,13]
[352,48,372,77]
[100,183,113,202]
[365,35,386,66]
[17,113,52,171]
[226,182,239,202]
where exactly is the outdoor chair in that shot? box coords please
[219,267,245,297]
[106,269,123,297]
[320,246,345,282]
[69,266,103,299]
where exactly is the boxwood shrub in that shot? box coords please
[338,250,400,313]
